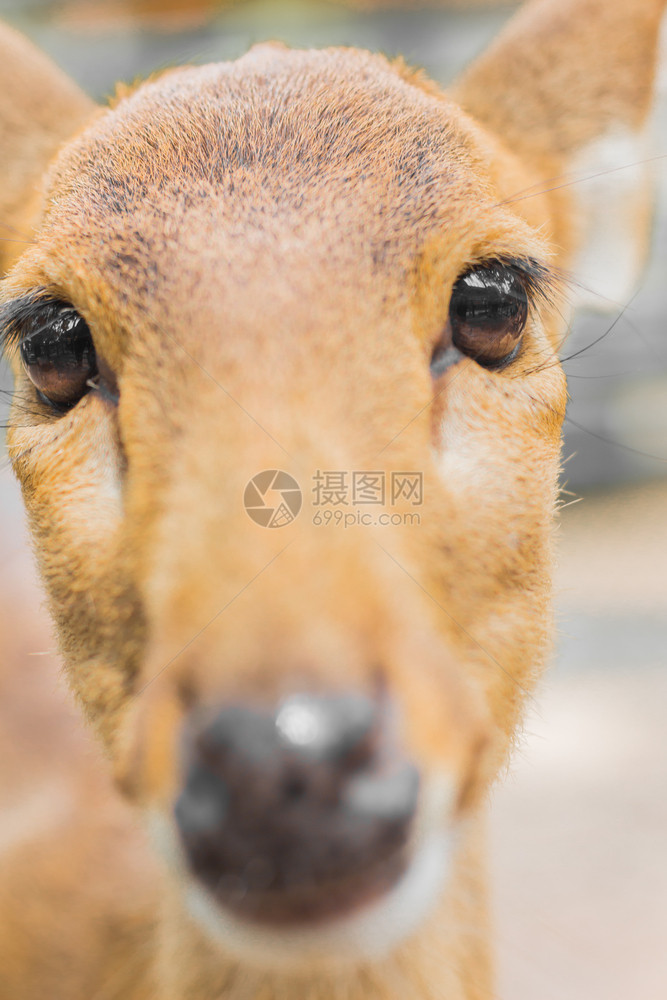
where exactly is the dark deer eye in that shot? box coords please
[20,303,97,411]
[431,263,528,376]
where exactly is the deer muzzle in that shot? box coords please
[174,692,420,925]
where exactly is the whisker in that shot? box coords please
[558,496,584,511]
[517,292,637,380]
[0,408,47,422]
[564,414,667,463]
[559,293,637,365]
[0,389,49,421]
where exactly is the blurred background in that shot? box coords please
[0,2,665,997]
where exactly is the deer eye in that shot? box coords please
[431,263,528,375]
[20,303,97,411]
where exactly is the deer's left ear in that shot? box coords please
[0,23,96,273]
[453,0,666,312]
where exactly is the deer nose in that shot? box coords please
[174,692,420,924]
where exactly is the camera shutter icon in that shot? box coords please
[244,470,303,528]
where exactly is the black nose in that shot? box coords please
[174,692,419,924]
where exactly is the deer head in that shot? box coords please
[0,2,663,993]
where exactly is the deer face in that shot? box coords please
[1,7,659,969]
[1,45,567,959]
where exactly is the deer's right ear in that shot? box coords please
[0,22,95,272]
[453,0,666,311]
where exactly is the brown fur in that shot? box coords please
[0,3,664,997]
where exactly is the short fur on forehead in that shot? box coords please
[22,46,551,359]
[47,48,476,211]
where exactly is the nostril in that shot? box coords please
[282,774,308,801]
[199,706,277,765]
[174,763,228,837]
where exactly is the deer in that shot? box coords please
[0,0,664,997]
